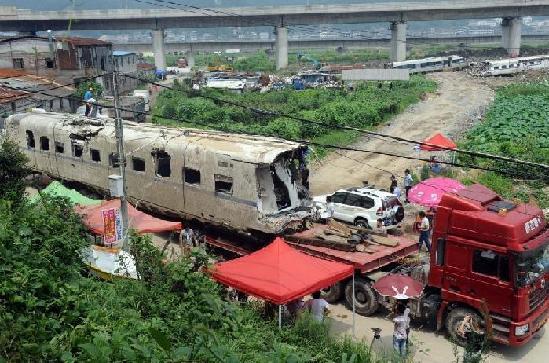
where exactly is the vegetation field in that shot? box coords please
[153,75,436,157]
[460,82,549,208]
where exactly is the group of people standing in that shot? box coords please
[389,169,414,203]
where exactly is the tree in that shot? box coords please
[0,138,29,205]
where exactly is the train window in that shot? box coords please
[72,143,83,158]
[55,142,64,154]
[154,150,171,177]
[132,157,146,172]
[26,130,35,149]
[184,168,200,184]
[109,153,120,168]
[40,136,50,151]
[90,149,101,162]
[214,174,233,195]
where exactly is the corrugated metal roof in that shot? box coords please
[0,73,74,101]
[0,35,49,44]
[0,68,27,78]
[113,50,135,56]
[57,37,111,46]
[0,86,29,104]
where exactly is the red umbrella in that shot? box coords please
[372,274,424,299]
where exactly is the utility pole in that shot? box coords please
[112,72,130,251]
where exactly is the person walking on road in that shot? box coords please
[418,211,431,252]
[393,303,409,356]
[403,169,413,203]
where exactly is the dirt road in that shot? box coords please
[310,72,495,195]
[328,303,548,363]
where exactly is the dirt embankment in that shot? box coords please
[310,72,495,195]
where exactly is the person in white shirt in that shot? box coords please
[393,304,410,356]
[320,196,335,223]
[304,291,330,322]
[418,211,431,252]
[403,169,413,203]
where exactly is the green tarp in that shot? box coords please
[30,181,101,206]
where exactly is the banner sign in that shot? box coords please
[102,208,123,246]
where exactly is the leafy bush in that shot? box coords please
[0,139,29,206]
[152,76,436,146]
[74,80,103,100]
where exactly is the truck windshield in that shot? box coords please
[515,242,549,288]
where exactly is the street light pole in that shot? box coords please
[112,72,130,251]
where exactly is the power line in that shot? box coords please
[121,73,549,172]
[3,73,547,181]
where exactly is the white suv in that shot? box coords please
[313,187,404,230]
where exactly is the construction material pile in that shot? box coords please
[286,220,399,253]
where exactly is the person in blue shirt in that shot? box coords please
[83,87,93,101]
[83,88,93,116]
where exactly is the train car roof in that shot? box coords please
[482,54,549,65]
[392,55,463,66]
[11,111,305,165]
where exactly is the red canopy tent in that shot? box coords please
[210,237,353,305]
[75,199,182,235]
[420,133,457,151]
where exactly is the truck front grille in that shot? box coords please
[529,282,548,313]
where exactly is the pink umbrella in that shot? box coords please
[373,274,424,299]
[409,177,464,207]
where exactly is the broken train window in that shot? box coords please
[184,167,200,185]
[71,142,83,158]
[55,142,64,154]
[214,174,233,195]
[109,153,120,168]
[26,130,35,149]
[152,149,171,178]
[132,157,146,172]
[90,149,101,162]
[40,136,50,151]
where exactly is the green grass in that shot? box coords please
[459,82,549,208]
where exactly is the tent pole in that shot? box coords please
[352,271,356,337]
[278,305,282,329]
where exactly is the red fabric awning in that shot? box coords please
[210,237,353,305]
[420,133,457,151]
[75,199,182,235]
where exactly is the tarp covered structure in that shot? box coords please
[75,199,182,235]
[30,181,101,206]
[210,237,353,305]
[420,133,457,151]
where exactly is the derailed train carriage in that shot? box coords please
[5,111,312,234]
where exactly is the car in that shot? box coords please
[313,187,404,230]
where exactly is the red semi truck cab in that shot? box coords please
[429,184,548,346]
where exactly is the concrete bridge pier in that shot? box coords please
[502,17,522,57]
[186,51,195,68]
[390,21,407,62]
[275,25,288,70]
[152,28,167,70]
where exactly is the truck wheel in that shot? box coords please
[344,277,379,316]
[321,282,343,304]
[446,307,484,347]
[354,218,370,229]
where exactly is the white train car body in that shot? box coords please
[392,55,466,74]
[479,55,549,76]
[5,112,311,234]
